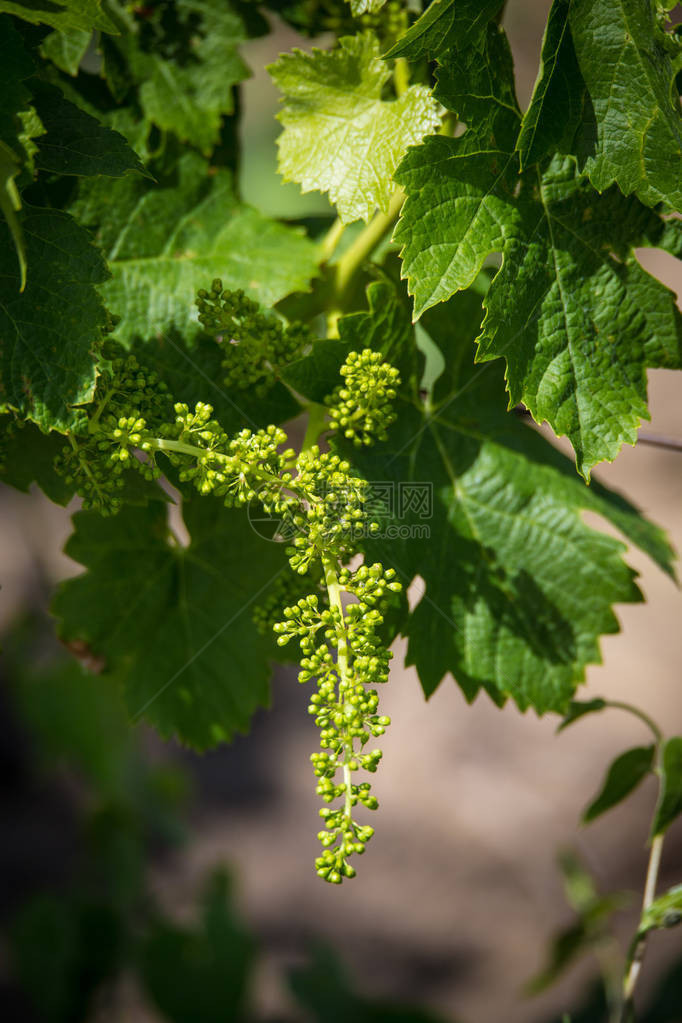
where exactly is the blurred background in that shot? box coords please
[1,1,681,1021]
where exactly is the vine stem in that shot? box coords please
[620,833,664,1021]
[322,557,353,824]
[326,187,405,337]
[319,218,346,264]
[604,700,663,744]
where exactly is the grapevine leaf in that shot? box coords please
[569,0,682,211]
[639,885,682,936]
[651,736,682,837]
[0,418,74,504]
[268,33,440,223]
[393,25,521,317]
[0,206,109,431]
[53,500,286,750]
[70,153,320,345]
[582,746,655,824]
[557,698,607,732]
[516,0,585,169]
[40,27,92,76]
[0,0,116,33]
[101,0,250,155]
[31,81,146,178]
[346,291,675,714]
[476,156,682,478]
[385,0,503,61]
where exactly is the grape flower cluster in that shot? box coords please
[325,348,401,446]
[196,280,312,396]
[56,338,402,882]
[274,561,401,883]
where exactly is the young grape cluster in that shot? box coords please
[56,329,402,882]
[196,280,312,396]
[274,562,401,883]
[325,348,401,446]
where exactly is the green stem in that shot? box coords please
[604,700,663,744]
[394,56,409,97]
[326,188,405,337]
[145,436,308,498]
[322,556,353,825]
[319,218,346,263]
[620,833,664,1021]
[68,433,105,503]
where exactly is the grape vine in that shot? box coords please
[1,0,682,1016]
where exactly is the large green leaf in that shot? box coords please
[477,156,682,478]
[394,25,521,317]
[396,28,682,475]
[0,0,116,32]
[70,153,320,345]
[32,81,146,178]
[345,291,674,714]
[53,500,286,750]
[101,0,249,155]
[517,0,682,210]
[385,0,503,61]
[569,0,682,211]
[269,32,440,223]
[0,206,109,430]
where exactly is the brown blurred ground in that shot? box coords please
[1,2,682,1020]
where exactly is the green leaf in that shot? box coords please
[0,0,116,33]
[582,746,655,824]
[140,872,255,1023]
[344,290,674,714]
[70,153,320,345]
[569,0,682,211]
[394,25,521,317]
[385,0,503,61]
[53,499,287,750]
[102,0,249,155]
[516,0,585,170]
[639,884,682,936]
[269,33,440,223]
[40,27,92,76]
[476,156,682,478]
[0,206,109,431]
[32,81,146,178]
[651,736,682,837]
[557,699,608,732]
[0,417,74,504]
